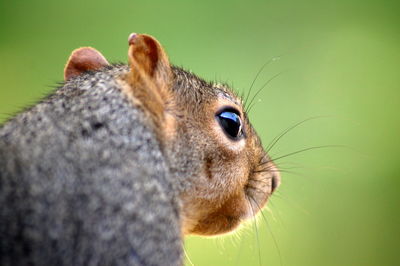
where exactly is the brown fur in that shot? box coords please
[171,83,279,236]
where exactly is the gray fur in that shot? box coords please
[0,65,187,266]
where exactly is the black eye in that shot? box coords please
[216,109,243,140]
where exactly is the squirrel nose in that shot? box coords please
[271,168,281,194]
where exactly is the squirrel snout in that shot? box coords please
[270,165,281,194]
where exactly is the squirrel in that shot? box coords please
[0,33,280,266]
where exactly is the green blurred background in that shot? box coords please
[1,0,399,265]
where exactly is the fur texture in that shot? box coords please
[0,65,181,266]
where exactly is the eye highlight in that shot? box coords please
[216,109,243,140]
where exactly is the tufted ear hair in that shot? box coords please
[126,33,173,125]
[64,47,109,81]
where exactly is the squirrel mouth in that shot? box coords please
[243,164,280,219]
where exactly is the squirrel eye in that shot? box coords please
[216,110,243,140]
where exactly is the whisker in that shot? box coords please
[254,169,301,178]
[270,145,344,163]
[267,201,286,229]
[253,168,288,173]
[245,184,271,196]
[272,192,310,216]
[246,195,263,266]
[183,245,194,266]
[246,71,287,114]
[243,56,282,108]
[265,116,330,153]
[257,160,304,172]
[247,194,283,266]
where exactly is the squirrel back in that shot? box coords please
[0,63,182,265]
[0,33,280,265]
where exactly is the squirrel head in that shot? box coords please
[64,33,281,236]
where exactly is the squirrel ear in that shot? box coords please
[126,33,173,124]
[127,33,172,94]
[64,47,109,81]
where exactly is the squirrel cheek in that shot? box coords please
[180,156,251,235]
[183,190,250,236]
